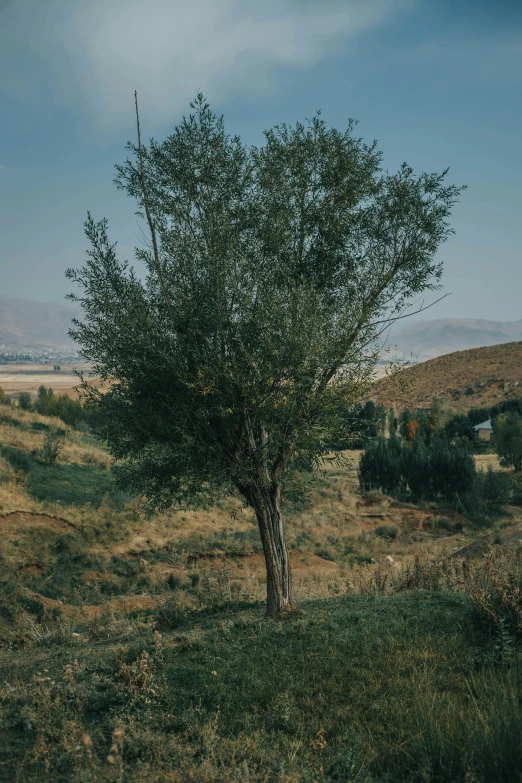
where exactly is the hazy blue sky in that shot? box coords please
[1,0,521,322]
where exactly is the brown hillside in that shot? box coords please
[373,341,522,411]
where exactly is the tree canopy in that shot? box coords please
[495,412,522,472]
[67,94,465,614]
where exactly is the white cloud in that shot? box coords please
[0,0,409,134]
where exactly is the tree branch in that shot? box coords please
[134,90,176,320]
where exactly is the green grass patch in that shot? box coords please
[2,591,522,781]
[26,461,128,509]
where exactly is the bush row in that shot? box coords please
[359,435,511,515]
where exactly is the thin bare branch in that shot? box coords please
[134,90,176,320]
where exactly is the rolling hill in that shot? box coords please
[0,295,80,351]
[373,340,522,411]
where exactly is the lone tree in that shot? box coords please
[495,412,522,472]
[67,93,465,615]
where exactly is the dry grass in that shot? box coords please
[0,400,515,622]
[3,406,522,780]
[0,362,91,395]
[374,340,522,411]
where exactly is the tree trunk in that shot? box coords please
[251,483,292,616]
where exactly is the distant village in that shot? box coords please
[0,348,84,364]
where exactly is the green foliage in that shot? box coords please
[495,412,522,471]
[403,435,430,500]
[428,436,477,507]
[428,515,453,531]
[467,406,493,427]
[0,386,11,406]
[39,428,65,466]
[444,413,477,443]
[387,406,398,435]
[328,400,387,450]
[398,408,412,439]
[467,398,522,428]
[17,391,33,411]
[511,473,522,506]
[65,93,464,516]
[359,435,405,495]
[34,384,55,415]
[34,385,94,429]
[360,435,477,508]
[0,444,32,473]
[26,461,125,508]
[477,467,512,513]
[375,524,398,539]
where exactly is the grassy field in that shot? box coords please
[1,404,522,781]
[0,363,93,397]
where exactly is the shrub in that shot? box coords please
[154,596,187,630]
[0,386,11,406]
[429,437,477,508]
[444,414,477,444]
[40,429,65,466]
[359,435,477,509]
[404,436,430,501]
[33,385,98,429]
[167,573,182,590]
[495,412,522,472]
[375,525,398,540]
[0,445,32,473]
[429,515,453,531]
[477,467,511,514]
[511,474,522,506]
[359,435,405,495]
[17,391,33,411]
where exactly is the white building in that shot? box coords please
[474,419,492,442]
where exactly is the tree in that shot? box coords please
[359,435,405,496]
[477,467,511,514]
[387,407,398,437]
[66,93,465,615]
[444,413,477,444]
[495,413,522,472]
[406,420,420,441]
[467,406,491,427]
[399,409,413,439]
[18,392,33,411]
[35,385,55,416]
[359,400,386,444]
[428,436,476,507]
[404,435,430,501]
[360,433,476,508]
[422,397,442,443]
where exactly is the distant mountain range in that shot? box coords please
[0,295,80,351]
[0,295,521,358]
[384,318,522,362]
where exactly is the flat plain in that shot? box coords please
[0,363,91,395]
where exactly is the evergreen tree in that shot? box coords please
[359,435,405,495]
